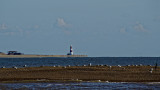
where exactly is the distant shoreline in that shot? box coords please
[0,55,88,58]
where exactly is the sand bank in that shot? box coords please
[0,65,159,83]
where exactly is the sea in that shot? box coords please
[0,57,160,89]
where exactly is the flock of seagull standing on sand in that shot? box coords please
[0,62,158,74]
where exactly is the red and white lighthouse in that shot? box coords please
[70,45,73,55]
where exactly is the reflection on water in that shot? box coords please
[0,82,160,89]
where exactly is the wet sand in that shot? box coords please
[0,65,160,83]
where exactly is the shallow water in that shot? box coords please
[0,82,160,89]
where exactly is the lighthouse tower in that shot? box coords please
[70,45,73,55]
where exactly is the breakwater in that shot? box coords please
[0,55,88,58]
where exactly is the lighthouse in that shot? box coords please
[67,45,73,55]
[70,45,73,55]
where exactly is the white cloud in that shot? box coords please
[0,25,33,36]
[57,18,71,28]
[134,22,147,32]
[55,18,72,35]
[0,24,7,30]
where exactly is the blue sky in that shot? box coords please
[0,0,160,57]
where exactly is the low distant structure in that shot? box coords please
[67,45,73,55]
[7,51,23,55]
[0,52,6,55]
[0,46,87,57]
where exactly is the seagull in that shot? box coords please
[88,63,92,66]
[109,66,112,69]
[13,66,17,69]
[1,66,5,68]
[149,70,153,73]
[106,81,109,83]
[149,68,153,73]
[126,65,130,67]
[23,65,27,67]
[100,64,104,66]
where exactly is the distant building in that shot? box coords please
[8,51,23,55]
[67,45,73,55]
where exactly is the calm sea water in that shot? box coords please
[0,57,160,89]
[0,57,160,68]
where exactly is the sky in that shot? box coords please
[0,0,160,57]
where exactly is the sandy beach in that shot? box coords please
[0,65,159,83]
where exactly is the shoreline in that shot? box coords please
[0,65,159,83]
[0,55,88,58]
[2,80,160,84]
